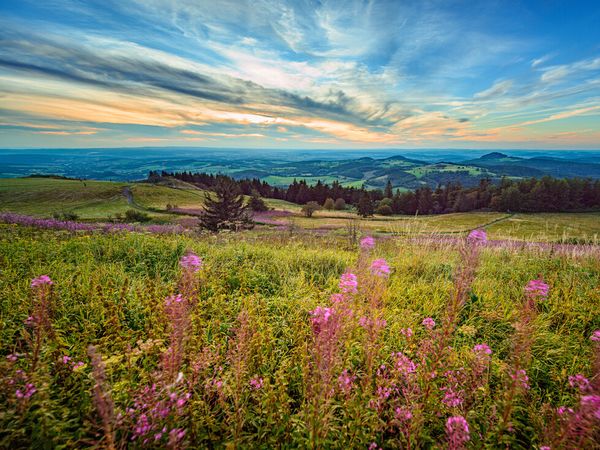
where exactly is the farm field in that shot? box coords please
[0,223,598,448]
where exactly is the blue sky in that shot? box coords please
[0,0,599,149]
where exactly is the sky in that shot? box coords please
[0,0,599,150]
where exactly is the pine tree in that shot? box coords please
[356,192,374,217]
[384,179,394,198]
[199,178,254,231]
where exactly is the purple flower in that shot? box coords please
[249,377,263,390]
[540,447,551,450]
[370,259,390,277]
[473,343,492,355]
[339,272,358,294]
[511,369,530,390]
[395,407,413,421]
[179,253,202,272]
[590,330,600,342]
[31,275,53,288]
[422,317,436,330]
[330,293,345,303]
[446,416,470,449]
[360,236,375,249]
[6,354,18,362]
[568,374,590,392]
[338,369,356,394]
[393,352,416,375]
[165,294,184,306]
[467,229,487,244]
[400,328,413,338]
[580,394,600,420]
[525,278,549,300]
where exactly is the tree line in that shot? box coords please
[150,171,600,216]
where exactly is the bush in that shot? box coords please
[248,195,269,212]
[124,209,151,222]
[301,201,321,217]
[323,198,335,210]
[334,198,346,210]
[376,204,393,215]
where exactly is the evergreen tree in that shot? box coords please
[357,192,374,217]
[199,178,254,231]
[247,190,269,212]
[384,179,394,198]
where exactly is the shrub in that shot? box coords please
[334,198,346,210]
[323,198,335,210]
[124,209,151,222]
[301,201,322,217]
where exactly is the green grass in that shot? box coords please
[488,212,600,242]
[0,225,597,447]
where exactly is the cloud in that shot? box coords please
[474,80,513,99]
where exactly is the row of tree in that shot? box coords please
[150,171,600,216]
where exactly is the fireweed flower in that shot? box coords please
[590,330,600,342]
[511,369,530,390]
[31,275,53,288]
[164,294,184,307]
[568,374,590,392]
[179,253,202,272]
[360,236,375,249]
[446,416,470,449]
[309,306,334,334]
[395,407,413,421]
[339,272,358,294]
[330,293,346,303]
[15,383,37,400]
[580,395,600,420]
[370,259,390,277]
[393,352,416,376]
[6,354,18,362]
[400,328,413,338]
[467,229,487,244]
[473,343,492,355]
[422,317,436,330]
[249,377,263,390]
[338,369,356,394]
[525,278,549,300]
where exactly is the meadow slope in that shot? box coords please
[0,225,598,448]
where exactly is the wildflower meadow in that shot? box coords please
[0,224,598,448]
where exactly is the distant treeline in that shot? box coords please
[150,171,600,214]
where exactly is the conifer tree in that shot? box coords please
[356,192,374,217]
[199,178,254,231]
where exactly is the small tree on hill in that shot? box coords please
[323,198,335,210]
[357,192,374,218]
[384,179,394,198]
[199,178,254,231]
[301,201,321,218]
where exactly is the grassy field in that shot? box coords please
[2,178,600,243]
[0,224,598,448]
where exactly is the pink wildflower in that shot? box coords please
[164,294,183,307]
[446,416,470,449]
[6,354,18,362]
[400,327,413,338]
[525,278,549,300]
[360,236,375,249]
[15,383,36,400]
[511,369,530,390]
[309,306,334,334]
[338,369,356,394]
[473,343,492,355]
[590,330,600,342]
[422,317,436,329]
[179,253,202,272]
[395,407,413,421]
[31,275,53,288]
[249,377,263,390]
[557,406,574,416]
[330,293,345,303]
[370,258,390,277]
[61,355,72,364]
[393,352,416,376]
[467,229,487,244]
[72,361,85,370]
[339,272,358,293]
[580,394,600,420]
[568,374,590,392]
[540,447,551,450]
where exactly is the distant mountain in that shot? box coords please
[1,148,600,189]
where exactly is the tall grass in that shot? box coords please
[0,224,598,448]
